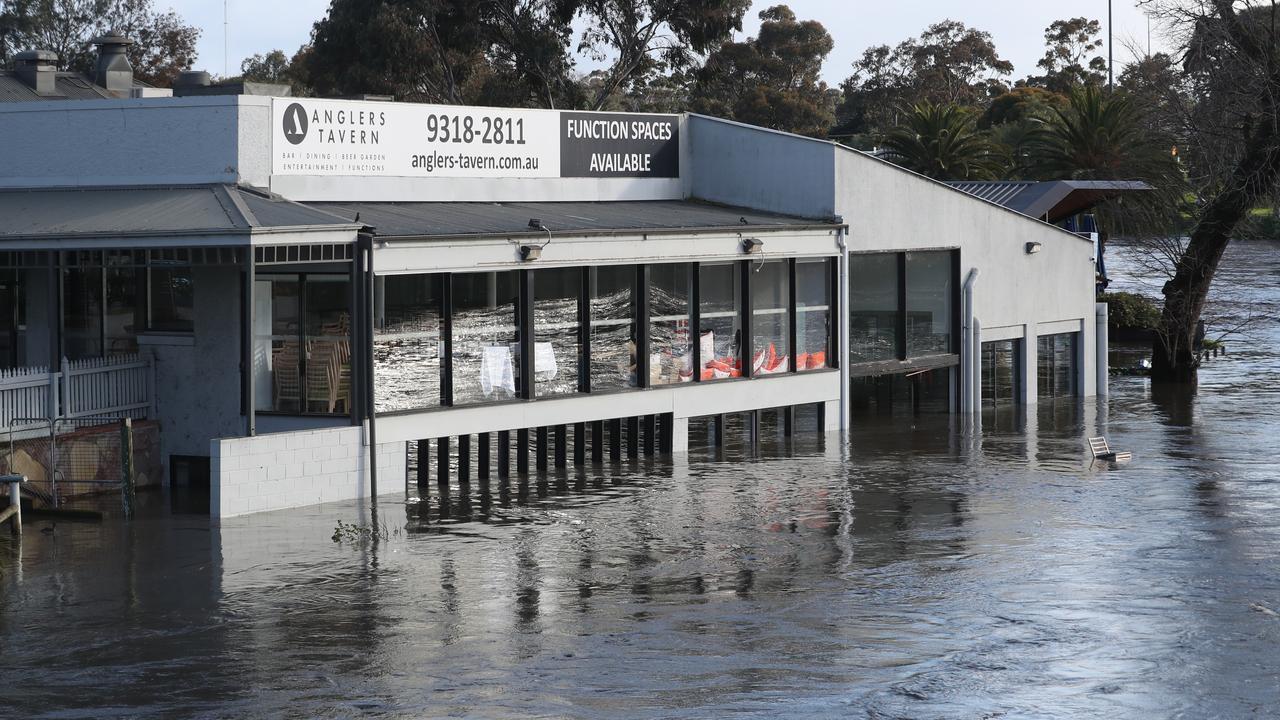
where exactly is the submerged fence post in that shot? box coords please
[2,475,24,536]
[120,418,135,518]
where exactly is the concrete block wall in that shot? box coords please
[211,426,405,518]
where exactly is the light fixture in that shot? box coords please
[742,237,763,254]
[519,244,542,261]
[1025,241,1042,255]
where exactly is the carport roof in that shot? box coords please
[304,199,835,238]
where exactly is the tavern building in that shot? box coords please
[0,41,1119,517]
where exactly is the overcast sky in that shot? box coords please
[171,0,1163,85]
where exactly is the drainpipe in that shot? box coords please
[960,268,980,415]
[359,231,378,500]
[1096,301,1109,396]
[836,224,849,433]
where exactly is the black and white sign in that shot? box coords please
[559,112,679,178]
[271,98,679,181]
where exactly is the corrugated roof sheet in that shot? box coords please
[304,200,827,238]
[948,180,1152,223]
[0,185,358,240]
[0,71,123,102]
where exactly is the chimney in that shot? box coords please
[91,33,134,96]
[13,50,58,95]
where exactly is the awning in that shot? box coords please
[947,180,1153,224]
[304,199,836,239]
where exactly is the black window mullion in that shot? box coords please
[635,264,651,388]
[690,262,701,382]
[579,267,591,393]
[896,252,908,360]
[441,273,454,406]
[740,259,754,379]
[827,256,838,369]
[297,274,308,411]
[787,258,797,373]
[518,269,535,399]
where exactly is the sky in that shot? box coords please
[170,0,1165,85]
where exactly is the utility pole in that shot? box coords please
[1108,0,1114,91]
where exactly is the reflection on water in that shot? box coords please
[3,242,1280,718]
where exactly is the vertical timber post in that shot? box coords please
[120,417,134,518]
[554,425,567,469]
[497,430,510,478]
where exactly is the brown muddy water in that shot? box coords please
[2,242,1279,719]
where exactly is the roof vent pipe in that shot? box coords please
[175,70,212,89]
[13,49,58,95]
[91,33,134,96]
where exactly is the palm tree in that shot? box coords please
[1027,85,1180,185]
[878,101,1004,181]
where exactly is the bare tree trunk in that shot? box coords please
[1152,122,1280,381]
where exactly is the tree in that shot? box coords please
[691,5,835,136]
[0,0,198,86]
[878,101,1004,180]
[836,20,1013,138]
[1138,0,1280,382]
[1025,17,1107,93]
[304,0,748,110]
[237,47,312,96]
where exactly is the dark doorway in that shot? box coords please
[169,455,211,515]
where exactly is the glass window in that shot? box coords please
[147,266,194,333]
[906,251,953,357]
[698,262,742,380]
[375,274,443,413]
[850,367,952,417]
[589,266,636,391]
[1038,332,1078,399]
[534,267,582,397]
[452,271,520,404]
[649,263,693,386]
[255,275,301,413]
[64,267,103,361]
[303,276,351,414]
[254,274,351,414]
[795,259,831,371]
[981,339,1020,406]
[105,267,143,355]
[751,259,790,375]
[0,270,20,369]
[849,253,899,364]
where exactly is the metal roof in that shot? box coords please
[0,185,359,241]
[948,180,1153,223]
[0,71,130,102]
[304,200,831,238]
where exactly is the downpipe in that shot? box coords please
[836,226,849,435]
[960,268,980,417]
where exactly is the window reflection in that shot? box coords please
[981,339,1020,406]
[796,259,831,371]
[751,259,790,375]
[849,253,899,364]
[375,274,443,413]
[452,271,520,404]
[649,263,693,385]
[906,251,953,357]
[534,267,582,397]
[1037,332,1077,399]
[589,266,636,391]
[698,262,742,380]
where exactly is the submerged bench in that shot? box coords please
[1089,437,1132,464]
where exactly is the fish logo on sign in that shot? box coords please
[282,103,308,145]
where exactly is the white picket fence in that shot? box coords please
[1,354,154,440]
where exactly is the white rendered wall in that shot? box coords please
[210,426,405,518]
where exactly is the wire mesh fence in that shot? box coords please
[2,417,161,513]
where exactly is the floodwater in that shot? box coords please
[2,243,1280,719]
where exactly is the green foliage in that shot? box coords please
[304,0,749,110]
[691,5,835,136]
[836,20,1012,137]
[1099,291,1160,331]
[878,101,1003,180]
[0,0,199,87]
[1024,17,1107,93]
